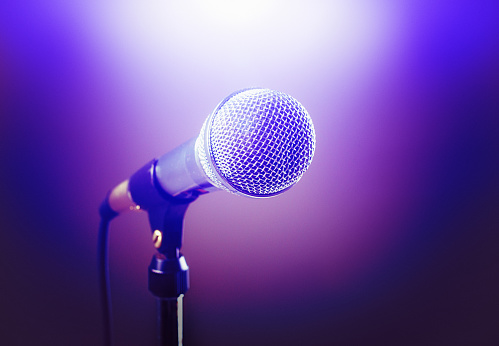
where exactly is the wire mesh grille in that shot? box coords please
[197,88,315,197]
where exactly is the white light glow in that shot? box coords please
[76,0,400,91]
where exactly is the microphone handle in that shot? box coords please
[107,137,216,214]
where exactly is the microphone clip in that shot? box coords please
[127,158,198,298]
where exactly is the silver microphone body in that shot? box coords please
[107,88,316,214]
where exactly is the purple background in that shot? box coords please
[1,1,498,345]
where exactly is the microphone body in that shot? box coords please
[107,137,212,213]
[107,88,316,214]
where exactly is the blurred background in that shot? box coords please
[1,1,498,345]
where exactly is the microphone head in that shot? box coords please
[195,88,316,197]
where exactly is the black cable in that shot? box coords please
[98,199,118,346]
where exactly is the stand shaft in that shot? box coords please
[157,295,183,346]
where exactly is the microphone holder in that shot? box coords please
[128,159,199,346]
[147,203,190,346]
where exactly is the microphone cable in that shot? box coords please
[98,197,118,346]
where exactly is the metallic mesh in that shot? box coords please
[198,88,315,197]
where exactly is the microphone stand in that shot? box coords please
[147,202,192,346]
[127,160,198,346]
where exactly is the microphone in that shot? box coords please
[106,88,316,214]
